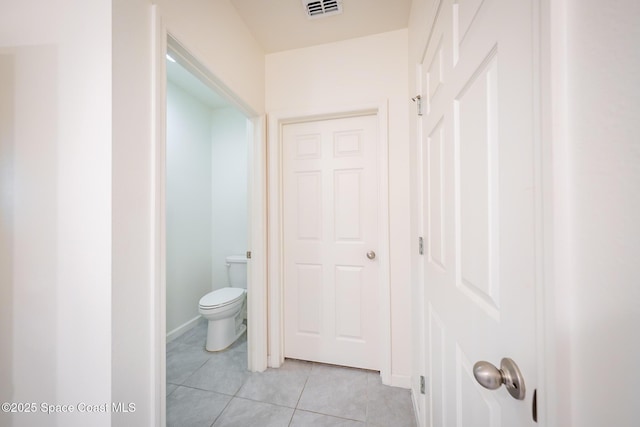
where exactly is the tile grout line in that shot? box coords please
[169,342,415,426]
[289,361,367,425]
[209,339,249,427]
[176,353,216,388]
[208,393,234,427]
[287,360,315,426]
[168,330,248,427]
[209,336,251,427]
[364,371,373,425]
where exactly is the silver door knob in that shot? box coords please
[366,251,376,260]
[473,358,525,400]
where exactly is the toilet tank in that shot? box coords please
[226,255,248,289]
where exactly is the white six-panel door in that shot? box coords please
[283,114,380,370]
[420,0,538,425]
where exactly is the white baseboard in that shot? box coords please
[166,315,201,342]
[390,373,412,389]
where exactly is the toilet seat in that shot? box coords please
[199,287,245,310]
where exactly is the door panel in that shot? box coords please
[428,304,446,427]
[283,115,380,370]
[295,172,322,240]
[427,120,446,270]
[334,169,363,241]
[296,263,322,334]
[455,53,500,316]
[420,0,537,425]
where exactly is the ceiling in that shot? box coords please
[166,0,412,108]
[230,0,412,53]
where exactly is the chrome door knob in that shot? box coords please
[366,251,376,260]
[473,358,526,400]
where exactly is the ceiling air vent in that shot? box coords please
[302,0,343,20]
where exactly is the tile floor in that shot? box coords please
[167,320,417,427]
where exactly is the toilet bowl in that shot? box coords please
[199,287,246,351]
[198,255,248,351]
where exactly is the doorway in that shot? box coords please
[153,32,268,425]
[164,48,250,344]
[267,104,393,383]
[282,114,381,370]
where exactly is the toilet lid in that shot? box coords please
[199,288,245,309]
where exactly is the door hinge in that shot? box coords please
[412,94,423,116]
[246,251,252,259]
[418,236,424,255]
[532,389,537,422]
[420,375,426,394]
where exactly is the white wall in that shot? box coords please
[154,0,265,115]
[112,1,154,425]
[1,1,265,426]
[1,1,113,426]
[57,2,113,423]
[166,82,214,333]
[265,29,412,386]
[559,1,640,425]
[0,51,14,427]
[0,45,59,427]
[211,108,248,288]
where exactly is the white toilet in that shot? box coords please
[198,255,247,351]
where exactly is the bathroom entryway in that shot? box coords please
[166,319,416,426]
[165,47,250,345]
[159,32,269,423]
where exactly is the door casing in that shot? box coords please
[267,103,393,385]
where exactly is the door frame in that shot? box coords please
[151,7,268,426]
[413,58,428,426]
[267,102,392,384]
